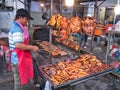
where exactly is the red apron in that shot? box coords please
[10,21,34,85]
[15,38,34,85]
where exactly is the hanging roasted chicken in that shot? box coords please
[46,14,68,30]
[47,14,97,37]
[82,16,96,36]
[46,14,56,27]
[59,16,68,40]
[67,16,82,34]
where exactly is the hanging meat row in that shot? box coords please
[46,14,97,36]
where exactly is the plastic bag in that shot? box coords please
[44,80,52,90]
[115,50,120,58]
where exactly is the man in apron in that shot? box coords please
[8,8,39,90]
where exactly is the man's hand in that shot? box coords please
[32,46,39,52]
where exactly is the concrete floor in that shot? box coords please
[0,56,41,90]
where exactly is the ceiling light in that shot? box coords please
[65,0,74,7]
[40,3,44,7]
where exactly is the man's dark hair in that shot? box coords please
[15,8,33,20]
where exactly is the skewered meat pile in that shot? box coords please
[43,54,111,85]
[37,41,67,57]
[55,38,79,51]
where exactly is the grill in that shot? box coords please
[32,26,55,42]
[32,26,114,90]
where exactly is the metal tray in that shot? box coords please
[39,57,114,89]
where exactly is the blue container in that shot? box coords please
[115,50,120,58]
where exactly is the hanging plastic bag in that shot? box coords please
[44,80,52,90]
[109,48,119,56]
[115,50,120,58]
